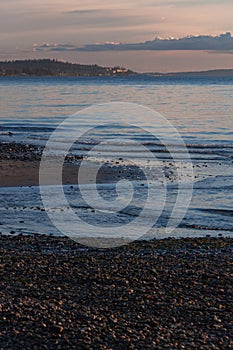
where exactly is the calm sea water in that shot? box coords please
[0,75,233,242]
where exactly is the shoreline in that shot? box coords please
[0,142,134,187]
[0,141,232,347]
[0,141,167,188]
[0,235,232,349]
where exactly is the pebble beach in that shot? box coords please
[0,235,232,349]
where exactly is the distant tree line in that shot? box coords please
[0,59,135,77]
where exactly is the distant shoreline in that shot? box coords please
[146,69,233,78]
[0,59,136,77]
[1,59,233,77]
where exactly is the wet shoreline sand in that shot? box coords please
[0,235,232,349]
[0,142,148,187]
[0,142,89,187]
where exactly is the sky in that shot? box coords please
[1,0,233,72]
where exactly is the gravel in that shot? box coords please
[0,235,232,349]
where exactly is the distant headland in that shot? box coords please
[147,69,233,77]
[1,59,233,78]
[0,59,136,77]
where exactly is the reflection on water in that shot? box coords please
[1,76,233,143]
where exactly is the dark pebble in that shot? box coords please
[0,235,232,350]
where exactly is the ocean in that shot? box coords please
[0,75,233,245]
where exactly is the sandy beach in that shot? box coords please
[0,142,142,187]
[0,142,91,187]
[0,159,86,187]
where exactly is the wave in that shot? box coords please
[195,208,233,217]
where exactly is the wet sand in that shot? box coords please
[0,159,87,187]
[0,159,140,187]
[0,142,149,187]
[0,142,93,187]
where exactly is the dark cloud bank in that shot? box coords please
[35,32,233,52]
